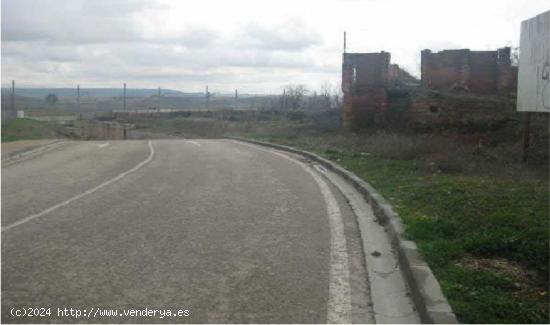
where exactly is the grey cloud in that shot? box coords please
[2,42,88,62]
[1,0,151,44]
[2,0,217,48]
[2,40,336,90]
[1,0,335,92]
[157,27,219,48]
[81,0,167,17]
[239,20,323,51]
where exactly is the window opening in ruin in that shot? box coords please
[429,105,439,113]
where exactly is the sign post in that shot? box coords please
[516,10,550,161]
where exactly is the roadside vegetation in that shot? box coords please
[242,120,548,324]
[335,152,547,323]
[1,118,58,142]
[117,111,549,323]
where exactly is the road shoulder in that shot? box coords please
[229,137,458,324]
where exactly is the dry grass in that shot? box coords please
[454,256,548,302]
[115,113,548,180]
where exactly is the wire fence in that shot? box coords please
[1,82,343,123]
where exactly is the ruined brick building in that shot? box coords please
[342,47,519,130]
[342,52,390,128]
[421,48,517,93]
[342,52,419,128]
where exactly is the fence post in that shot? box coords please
[205,85,210,109]
[158,86,161,112]
[234,89,238,110]
[77,85,80,111]
[11,80,15,116]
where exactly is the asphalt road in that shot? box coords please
[1,139,376,323]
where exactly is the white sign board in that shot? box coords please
[517,10,550,113]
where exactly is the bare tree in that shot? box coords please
[330,82,343,110]
[283,84,308,110]
[511,47,520,67]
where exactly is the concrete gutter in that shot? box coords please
[229,137,458,324]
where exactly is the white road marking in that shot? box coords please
[97,142,110,148]
[230,140,352,324]
[318,164,420,323]
[314,164,328,174]
[1,140,155,232]
[186,140,201,147]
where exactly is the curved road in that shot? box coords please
[1,139,398,323]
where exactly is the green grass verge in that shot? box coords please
[1,118,56,142]
[247,133,549,324]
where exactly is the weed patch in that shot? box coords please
[1,118,57,142]
[245,132,549,324]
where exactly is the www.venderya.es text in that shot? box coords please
[9,307,190,320]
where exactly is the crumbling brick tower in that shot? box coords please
[342,52,390,129]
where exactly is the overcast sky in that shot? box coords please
[2,0,549,93]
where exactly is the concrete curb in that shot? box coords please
[229,137,458,324]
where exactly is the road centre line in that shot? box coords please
[2,140,155,232]
[186,140,201,147]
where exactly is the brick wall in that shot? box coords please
[421,47,516,94]
[469,51,498,92]
[341,47,518,130]
[342,52,390,128]
[421,49,470,90]
[407,90,517,131]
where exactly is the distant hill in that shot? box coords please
[0,88,190,98]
